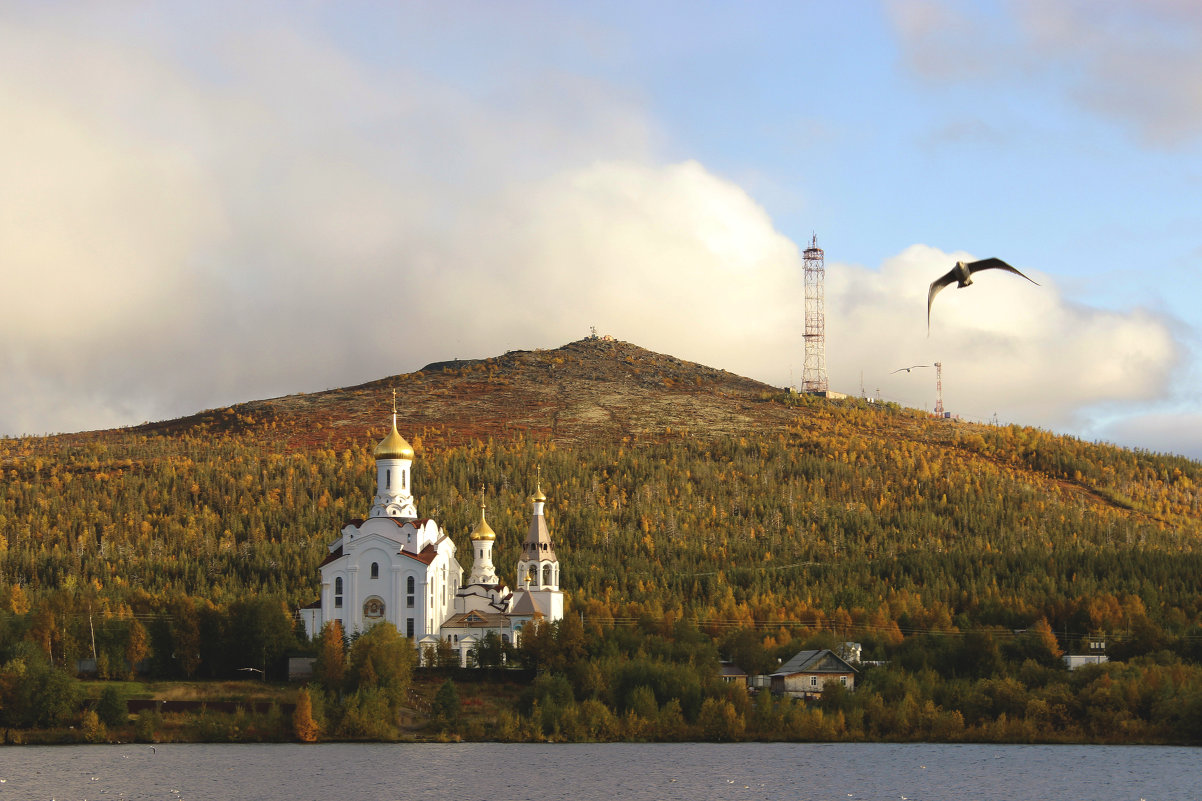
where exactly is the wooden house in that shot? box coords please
[770,649,858,699]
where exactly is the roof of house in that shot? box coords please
[344,517,434,530]
[521,507,557,563]
[442,611,511,629]
[772,649,859,677]
[720,662,748,678]
[509,590,545,617]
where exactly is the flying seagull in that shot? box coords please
[927,258,1038,330]
[891,365,931,374]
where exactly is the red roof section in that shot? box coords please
[318,546,343,567]
[399,544,439,565]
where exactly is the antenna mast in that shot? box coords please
[802,234,828,394]
[934,361,944,416]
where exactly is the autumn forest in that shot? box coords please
[2,339,1202,743]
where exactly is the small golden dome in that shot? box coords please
[374,418,414,460]
[470,503,496,541]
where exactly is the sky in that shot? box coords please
[2,1,1201,457]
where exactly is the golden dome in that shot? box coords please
[470,503,496,541]
[374,417,414,460]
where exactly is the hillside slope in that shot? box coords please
[2,337,1201,646]
[126,337,793,449]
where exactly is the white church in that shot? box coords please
[299,409,565,665]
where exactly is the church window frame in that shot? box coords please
[371,562,379,579]
[334,576,344,608]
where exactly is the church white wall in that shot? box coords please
[304,419,566,650]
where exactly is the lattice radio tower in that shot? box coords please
[934,361,944,416]
[802,234,828,394]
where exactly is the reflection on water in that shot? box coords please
[0,742,1196,801]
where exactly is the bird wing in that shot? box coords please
[891,365,929,374]
[927,268,959,329]
[965,258,1040,285]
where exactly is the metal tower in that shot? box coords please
[802,234,828,394]
[934,361,944,416]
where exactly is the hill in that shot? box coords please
[2,336,1202,651]
[7,336,1202,746]
[124,337,794,448]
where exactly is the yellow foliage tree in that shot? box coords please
[292,687,320,743]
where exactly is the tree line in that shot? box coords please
[3,395,1202,740]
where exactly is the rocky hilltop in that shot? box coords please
[130,338,794,449]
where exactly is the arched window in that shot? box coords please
[543,564,553,586]
[386,469,391,489]
[334,577,343,608]
[527,566,537,585]
[371,562,379,579]
[402,471,407,489]
[407,576,415,593]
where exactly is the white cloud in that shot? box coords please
[888,0,1202,148]
[449,159,805,372]
[824,246,1179,428]
[0,8,655,433]
[1093,411,1202,459]
[0,5,1188,455]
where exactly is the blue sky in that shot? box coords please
[2,1,1200,457]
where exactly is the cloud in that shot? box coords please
[887,0,1202,148]
[1093,411,1202,459]
[886,0,1014,83]
[0,7,653,433]
[449,159,805,372]
[0,5,1186,453]
[824,246,1180,429]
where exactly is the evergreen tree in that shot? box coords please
[432,678,461,729]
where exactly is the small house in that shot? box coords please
[770,649,858,699]
[1064,636,1108,671]
[719,661,749,690]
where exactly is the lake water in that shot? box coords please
[0,742,1196,801]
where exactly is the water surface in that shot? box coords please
[0,742,1195,801]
